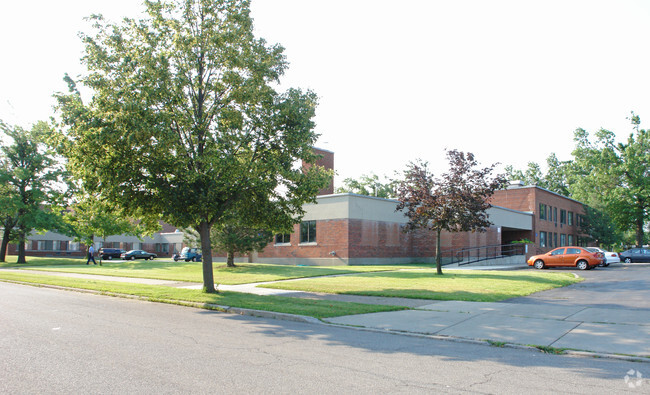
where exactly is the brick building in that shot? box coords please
[489,182,593,257]
[254,193,533,265]
[9,149,591,264]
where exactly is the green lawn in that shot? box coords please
[0,256,422,284]
[0,271,404,318]
[260,269,582,302]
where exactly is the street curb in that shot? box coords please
[2,278,649,363]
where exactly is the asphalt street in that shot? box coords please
[1,281,649,393]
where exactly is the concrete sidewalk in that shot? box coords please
[324,300,650,358]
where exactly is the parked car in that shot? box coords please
[120,250,157,260]
[174,247,202,262]
[98,248,125,260]
[619,248,650,263]
[528,246,604,270]
[590,247,620,266]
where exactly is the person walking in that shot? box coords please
[86,245,97,265]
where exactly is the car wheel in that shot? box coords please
[185,259,190,262]
[533,260,545,269]
[577,260,589,270]
[603,262,609,267]
[150,256,155,260]
[624,257,632,263]
[108,256,113,260]
[130,256,135,260]
[191,257,196,262]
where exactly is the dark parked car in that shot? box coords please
[174,247,202,262]
[121,250,157,261]
[98,248,125,260]
[619,248,650,263]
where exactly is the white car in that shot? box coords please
[591,248,620,266]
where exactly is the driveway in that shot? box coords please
[507,263,650,310]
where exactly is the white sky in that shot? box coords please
[2,0,650,185]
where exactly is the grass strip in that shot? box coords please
[0,271,404,318]
[260,269,583,302]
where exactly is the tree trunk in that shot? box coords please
[226,250,236,267]
[435,229,443,275]
[0,224,11,262]
[635,218,644,248]
[197,221,217,293]
[17,226,26,264]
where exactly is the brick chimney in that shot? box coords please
[302,147,334,195]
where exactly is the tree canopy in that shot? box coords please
[54,0,330,291]
[335,173,397,199]
[396,150,506,274]
[0,121,65,263]
[568,113,650,247]
[504,153,569,196]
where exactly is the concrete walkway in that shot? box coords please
[3,266,650,360]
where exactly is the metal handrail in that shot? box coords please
[445,243,526,266]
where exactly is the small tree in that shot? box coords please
[211,221,273,267]
[396,150,506,274]
[63,192,158,251]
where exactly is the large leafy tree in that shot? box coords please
[569,113,650,247]
[54,0,330,292]
[396,150,506,275]
[0,121,65,263]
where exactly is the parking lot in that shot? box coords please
[509,263,650,310]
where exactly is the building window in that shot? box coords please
[539,204,547,220]
[275,233,291,244]
[560,210,566,224]
[554,207,558,223]
[37,240,54,251]
[69,242,80,251]
[560,234,566,246]
[554,232,558,247]
[568,212,573,226]
[568,234,574,245]
[300,221,316,243]
[540,232,547,247]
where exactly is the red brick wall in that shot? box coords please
[491,186,590,256]
[257,219,349,259]
[259,218,501,261]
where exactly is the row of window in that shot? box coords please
[26,240,81,251]
[539,204,575,226]
[275,221,317,245]
[539,232,589,248]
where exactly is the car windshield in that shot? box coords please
[585,248,599,253]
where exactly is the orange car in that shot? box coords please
[528,247,604,270]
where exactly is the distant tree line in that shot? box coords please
[505,112,650,248]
